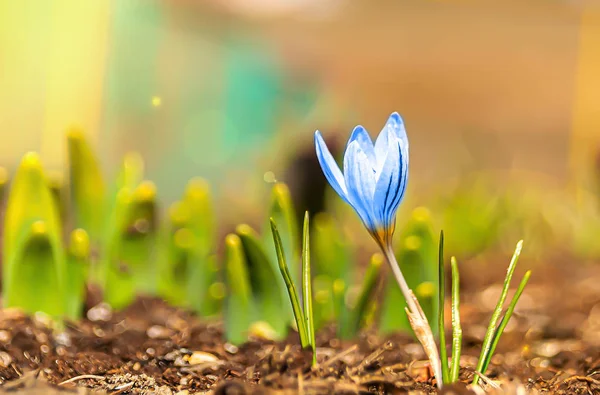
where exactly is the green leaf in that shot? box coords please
[450,257,462,383]
[265,183,300,286]
[188,254,222,317]
[437,231,450,385]
[183,177,215,255]
[0,166,9,204]
[159,227,194,307]
[312,274,335,331]
[301,212,316,364]
[236,224,287,339]
[5,221,64,319]
[381,207,438,335]
[224,234,255,345]
[270,218,308,347]
[47,170,67,222]
[181,179,220,316]
[120,181,158,295]
[473,240,523,385]
[312,212,353,283]
[67,129,106,243]
[156,202,190,306]
[65,229,90,320]
[116,151,144,191]
[348,252,383,337]
[480,270,531,376]
[3,153,64,305]
[102,188,136,310]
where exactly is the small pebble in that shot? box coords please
[0,330,11,343]
[224,343,238,354]
[87,303,113,322]
[133,362,141,371]
[0,352,13,368]
[147,325,174,339]
[188,351,219,365]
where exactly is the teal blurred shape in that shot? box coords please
[99,1,318,199]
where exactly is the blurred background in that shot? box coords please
[1,0,600,263]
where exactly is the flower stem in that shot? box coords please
[382,245,443,389]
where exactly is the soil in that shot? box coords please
[0,260,599,395]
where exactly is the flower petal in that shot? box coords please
[347,125,376,169]
[374,112,408,173]
[343,140,377,231]
[373,136,409,231]
[314,131,349,203]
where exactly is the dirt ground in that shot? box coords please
[0,259,599,395]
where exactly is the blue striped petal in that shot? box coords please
[374,112,408,172]
[314,131,350,204]
[373,136,409,230]
[343,141,377,231]
[347,126,376,169]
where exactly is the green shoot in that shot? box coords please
[437,231,450,385]
[266,183,300,285]
[3,153,65,319]
[349,252,383,335]
[224,234,255,345]
[121,181,158,294]
[302,212,316,364]
[65,229,90,320]
[5,221,63,319]
[270,218,308,347]
[67,128,106,244]
[480,270,532,376]
[473,240,523,385]
[450,257,462,383]
[0,167,9,204]
[237,224,287,339]
[102,188,136,309]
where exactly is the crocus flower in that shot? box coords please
[314,112,442,388]
[314,112,409,247]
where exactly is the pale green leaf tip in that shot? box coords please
[185,177,211,197]
[69,228,90,259]
[21,152,42,170]
[66,127,85,142]
[236,224,254,236]
[225,233,241,248]
[516,240,524,251]
[370,252,384,267]
[133,181,157,203]
[31,220,48,237]
[123,151,144,172]
[412,206,432,222]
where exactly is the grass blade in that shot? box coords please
[437,231,450,385]
[271,218,308,347]
[450,257,462,383]
[481,270,531,375]
[473,240,523,385]
[301,212,316,364]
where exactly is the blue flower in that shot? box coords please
[314,112,409,245]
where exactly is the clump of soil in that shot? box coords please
[0,261,599,394]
